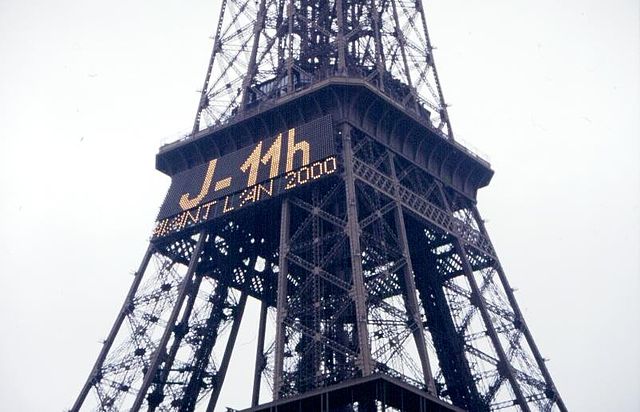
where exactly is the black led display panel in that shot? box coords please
[152,115,336,239]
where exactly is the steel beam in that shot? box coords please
[131,230,207,411]
[71,243,156,411]
[414,0,454,137]
[454,240,530,411]
[273,199,291,398]
[179,283,230,412]
[286,0,295,91]
[240,0,268,109]
[408,230,486,410]
[342,122,373,375]
[205,290,249,412]
[434,194,531,412]
[192,0,228,133]
[148,274,205,411]
[252,300,269,406]
[369,0,386,92]
[471,207,567,411]
[335,0,347,73]
[389,154,436,394]
[390,0,414,92]
[352,157,496,259]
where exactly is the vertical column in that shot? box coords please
[335,0,347,74]
[389,0,415,91]
[71,243,156,411]
[273,199,291,398]
[148,272,206,412]
[240,0,268,109]
[205,291,248,412]
[286,0,295,91]
[369,0,386,91]
[407,223,484,409]
[131,230,208,411]
[251,300,269,406]
[389,155,436,394]
[178,283,230,412]
[341,122,373,375]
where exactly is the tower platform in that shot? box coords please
[240,374,464,412]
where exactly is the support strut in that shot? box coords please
[131,230,207,411]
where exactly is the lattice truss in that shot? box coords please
[78,127,563,412]
[349,135,434,391]
[349,129,564,412]
[276,180,363,396]
[273,136,438,400]
[78,220,280,411]
[194,0,451,137]
[81,253,187,411]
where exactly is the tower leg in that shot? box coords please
[205,290,248,411]
[148,274,206,411]
[433,184,531,409]
[342,122,373,376]
[453,237,531,411]
[273,199,291,398]
[252,300,269,406]
[407,224,485,410]
[178,282,230,412]
[471,208,568,411]
[131,230,207,411]
[389,154,436,394]
[71,243,156,411]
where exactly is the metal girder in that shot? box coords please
[352,156,496,259]
[342,123,374,376]
[131,230,208,411]
[205,291,248,411]
[71,244,156,411]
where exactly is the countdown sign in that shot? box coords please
[152,115,337,239]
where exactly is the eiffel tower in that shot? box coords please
[72,1,566,411]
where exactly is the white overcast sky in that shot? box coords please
[0,1,638,411]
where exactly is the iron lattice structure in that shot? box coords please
[72,1,566,411]
[191,0,451,137]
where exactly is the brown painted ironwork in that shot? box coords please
[72,1,566,411]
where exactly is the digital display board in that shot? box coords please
[152,115,336,240]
